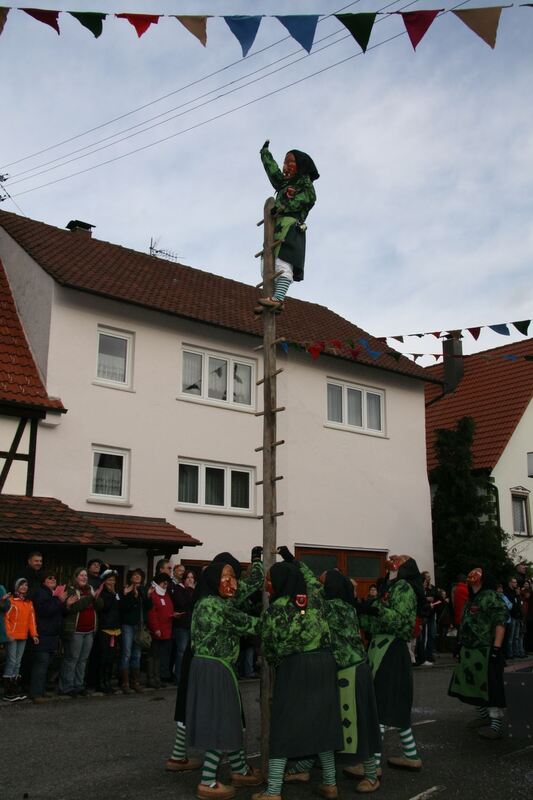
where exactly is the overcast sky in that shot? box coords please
[1,1,532,362]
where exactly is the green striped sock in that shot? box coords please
[201,750,221,786]
[288,758,314,774]
[363,757,377,782]
[273,277,292,301]
[374,723,385,766]
[267,757,288,795]
[399,727,419,760]
[171,723,186,761]
[228,749,247,775]
[318,751,336,786]
[490,717,503,734]
[477,706,489,719]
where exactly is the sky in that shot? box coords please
[1,1,532,364]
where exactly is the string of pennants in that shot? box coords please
[276,318,532,363]
[1,6,532,53]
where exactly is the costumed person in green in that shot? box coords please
[361,554,425,772]
[256,141,319,312]
[167,550,264,775]
[283,568,382,794]
[252,547,343,800]
[448,567,507,739]
[185,557,263,800]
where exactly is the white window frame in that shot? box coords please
[511,487,531,537]
[180,346,255,411]
[89,445,130,505]
[325,378,386,436]
[95,326,134,390]
[177,458,254,515]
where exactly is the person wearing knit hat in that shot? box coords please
[256,141,319,313]
[2,578,38,702]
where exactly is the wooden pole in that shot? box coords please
[260,196,277,776]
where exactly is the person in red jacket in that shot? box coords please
[452,574,469,628]
[147,572,175,688]
[3,578,38,702]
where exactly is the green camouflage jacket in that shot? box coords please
[324,598,365,669]
[235,560,264,611]
[370,579,416,641]
[191,595,259,666]
[260,147,316,222]
[459,589,507,649]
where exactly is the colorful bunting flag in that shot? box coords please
[467,327,481,340]
[392,335,404,343]
[175,15,209,47]
[452,7,503,49]
[280,341,289,354]
[512,320,531,336]
[308,343,324,360]
[116,13,160,38]
[359,338,382,359]
[489,323,510,336]
[224,15,261,57]
[0,7,9,36]
[276,15,319,53]
[21,8,60,34]
[69,12,106,39]
[349,347,362,360]
[398,10,442,51]
[336,13,377,54]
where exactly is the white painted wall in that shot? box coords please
[492,399,533,563]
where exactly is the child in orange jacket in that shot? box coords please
[3,578,38,702]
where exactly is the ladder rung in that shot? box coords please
[257,511,284,520]
[256,368,284,386]
[254,406,285,417]
[255,476,284,485]
[253,343,264,351]
[255,439,285,452]
[257,219,264,226]
[273,337,286,346]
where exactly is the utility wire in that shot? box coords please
[0,175,26,215]
[0,0,364,171]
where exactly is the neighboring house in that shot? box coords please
[425,338,533,563]
[0,210,437,593]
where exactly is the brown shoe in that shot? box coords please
[120,668,132,695]
[258,297,283,308]
[387,756,422,771]
[356,778,380,794]
[284,771,310,783]
[343,766,382,779]
[252,793,281,800]
[130,668,144,693]
[318,785,338,799]
[197,783,236,800]
[231,767,263,786]
[166,757,203,772]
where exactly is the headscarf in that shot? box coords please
[390,556,426,617]
[324,569,355,605]
[270,562,306,602]
[213,552,242,580]
[289,149,320,182]
[13,578,28,596]
[193,561,226,601]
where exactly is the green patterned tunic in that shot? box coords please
[191,595,259,668]
[366,579,416,677]
[324,599,365,670]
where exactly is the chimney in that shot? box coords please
[443,335,464,394]
[66,219,95,236]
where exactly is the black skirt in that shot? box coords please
[174,643,193,724]
[186,656,244,752]
[278,225,306,281]
[373,638,413,729]
[354,661,382,761]
[270,650,344,759]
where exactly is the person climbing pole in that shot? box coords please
[256,141,319,313]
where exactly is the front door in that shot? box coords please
[295,546,387,599]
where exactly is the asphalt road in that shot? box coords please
[1,659,532,800]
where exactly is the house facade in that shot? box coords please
[0,210,436,590]
[426,339,533,565]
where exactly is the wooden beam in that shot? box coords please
[255,475,284,486]
[0,417,27,492]
[25,417,38,496]
[254,406,285,417]
[256,368,284,386]
[254,439,285,452]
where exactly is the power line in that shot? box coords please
[0,174,26,215]
[6,0,410,188]
[0,0,364,171]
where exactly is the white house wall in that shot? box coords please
[492,398,533,563]
[0,415,31,494]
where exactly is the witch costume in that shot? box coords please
[258,142,319,309]
[361,555,425,771]
[448,567,507,739]
[253,558,343,800]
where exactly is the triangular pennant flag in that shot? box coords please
[392,335,404,343]
[350,347,362,360]
[22,8,60,34]
[430,331,442,338]
[359,338,381,359]
[387,351,402,362]
[467,326,481,340]
[512,320,531,336]
[489,323,510,336]
[412,333,425,338]
[412,353,421,362]
[276,15,319,53]
[175,15,209,47]
[398,10,442,51]
[308,344,323,361]
[452,7,503,49]
[0,7,9,36]
[524,355,533,361]
[116,13,160,38]
[502,354,519,361]
[69,12,107,39]
[224,16,261,57]
[376,336,387,343]
[432,354,442,362]
[280,341,289,354]
[335,13,377,54]
[329,339,344,350]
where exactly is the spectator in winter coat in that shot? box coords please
[504,578,522,659]
[95,569,122,693]
[30,573,68,702]
[87,559,105,591]
[19,551,45,601]
[119,568,152,694]
[0,584,10,645]
[452,575,469,628]
[147,572,175,688]
[3,578,38,702]
[173,570,195,685]
[59,567,103,697]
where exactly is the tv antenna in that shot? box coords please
[149,237,180,262]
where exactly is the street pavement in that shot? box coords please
[1,656,532,800]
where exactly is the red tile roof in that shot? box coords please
[0,210,432,383]
[0,495,118,545]
[425,338,533,472]
[0,260,65,412]
[81,512,201,547]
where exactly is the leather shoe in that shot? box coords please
[318,785,338,799]
[356,778,380,793]
[231,767,263,786]
[284,771,310,783]
[196,783,236,800]
[343,765,382,779]
[166,757,202,772]
[387,756,422,770]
